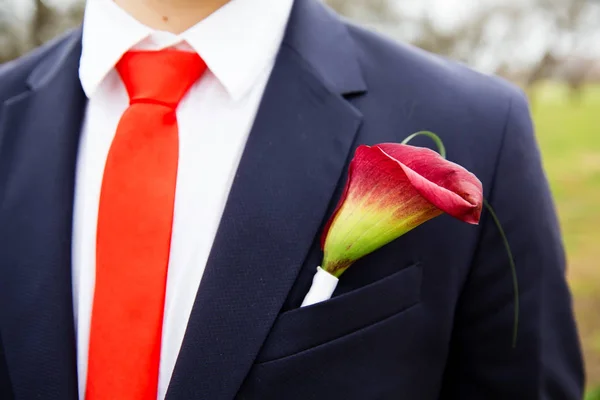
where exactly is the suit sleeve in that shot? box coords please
[439,89,585,399]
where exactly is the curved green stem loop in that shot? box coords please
[400,131,447,159]
[483,199,519,348]
[403,130,519,348]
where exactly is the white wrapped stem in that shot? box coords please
[300,267,339,307]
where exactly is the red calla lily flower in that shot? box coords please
[321,143,483,277]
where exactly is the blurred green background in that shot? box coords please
[532,82,600,392]
[1,0,599,395]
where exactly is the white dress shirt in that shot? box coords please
[73,0,293,398]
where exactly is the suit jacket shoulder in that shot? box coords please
[345,22,525,155]
[0,29,80,104]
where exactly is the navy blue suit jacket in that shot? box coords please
[0,0,585,398]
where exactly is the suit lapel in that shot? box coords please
[166,1,367,399]
[0,30,85,399]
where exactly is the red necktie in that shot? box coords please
[86,50,206,399]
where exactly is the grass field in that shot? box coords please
[530,82,600,392]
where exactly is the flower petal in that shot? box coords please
[320,144,483,276]
[321,145,441,275]
[376,143,483,224]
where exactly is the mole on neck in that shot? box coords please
[113,0,231,34]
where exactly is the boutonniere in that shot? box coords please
[302,132,518,346]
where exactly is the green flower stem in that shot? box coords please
[400,131,447,159]
[484,199,519,348]
[403,130,519,348]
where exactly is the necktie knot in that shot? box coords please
[117,50,206,109]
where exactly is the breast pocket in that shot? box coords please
[255,263,422,363]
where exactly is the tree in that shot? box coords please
[325,0,600,93]
[2,0,599,96]
[0,0,26,63]
[0,0,85,63]
[326,0,400,24]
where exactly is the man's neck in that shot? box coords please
[113,0,231,34]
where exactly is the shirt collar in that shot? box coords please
[79,0,294,101]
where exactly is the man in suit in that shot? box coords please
[0,0,585,398]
